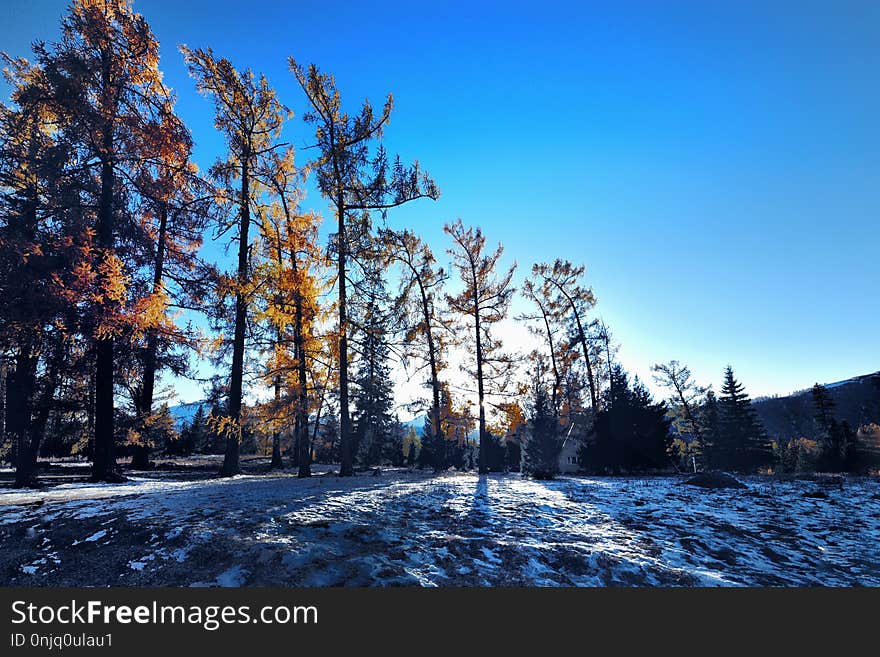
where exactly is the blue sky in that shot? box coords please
[3,0,879,407]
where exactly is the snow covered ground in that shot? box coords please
[1,469,878,586]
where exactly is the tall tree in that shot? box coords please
[810,383,860,472]
[349,266,395,467]
[811,383,835,435]
[289,58,439,476]
[0,54,77,487]
[182,46,288,476]
[533,260,600,412]
[709,366,772,472]
[445,219,516,474]
[383,229,447,469]
[520,278,565,417]
[34,0,179,481]
[252,146,324,477]
[128,86,211,469]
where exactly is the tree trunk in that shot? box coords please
[0,363,6,462]
[133,202,169,470]
[86,370,95,461]
[572,310,598,413]
[474,298,488,474]
[416,278,442,469]
[222,157,250,476]
[269,370,283,469]
[12,125,41,487]
[91,150,119,482]
[11,348,38,488]
[29,333,64,468]
[677,386,704,445]
[311,383,324,457]
[295,293,311,478]
[91,48,121,483]
[337,196,353,476]
[539,302,561,416]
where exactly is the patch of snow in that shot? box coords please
[72,529,108,545]
[216,566,248,587]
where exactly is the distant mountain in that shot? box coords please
[166,407,442,434]
[753,371,880,442]
[401,415,428,432]
[168,401,205,429]
[399,415,480,441]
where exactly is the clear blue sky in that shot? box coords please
[3,0,878,404]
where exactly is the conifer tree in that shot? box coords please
[708,367,772,472]
[811,383,835,435]
[520,279,565,417]
[811,383,861,472]
[580,365,671,473]
[182,47,288,476]
[36,0,185,481]
[251,145,324,476]
[445,219,516,474]
[522,365,561,479]
[383,229,447,468]
[351,275,395,467]
[533,260,601,413]
[289,58,439,476]
[652,361,707,460]
[0,54,78,486]
[178,404,207,455]
[128,80,211,470]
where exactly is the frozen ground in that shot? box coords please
[1,469,878,586]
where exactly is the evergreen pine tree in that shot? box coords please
[811,384,835,434]
[580,365,671,473]
[813,383,841,471]
[522,378,561,479]
[187,404,208,454]
[352,282,395,467]
[710,366,773,472]
[811,384,862,472]
[417,416,436,469]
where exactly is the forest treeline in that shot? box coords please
[1,1,878,488]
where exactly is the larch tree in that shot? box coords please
[289,58,439,476]
[382,228,448,469]
[533,260,600,413]
[182,46,289,476]
[444,219,517,474]
[252,145,324,477]
[39,0,179,482]
[520,278,565,418]
[127,88,212,469]
[651,360,707,445]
